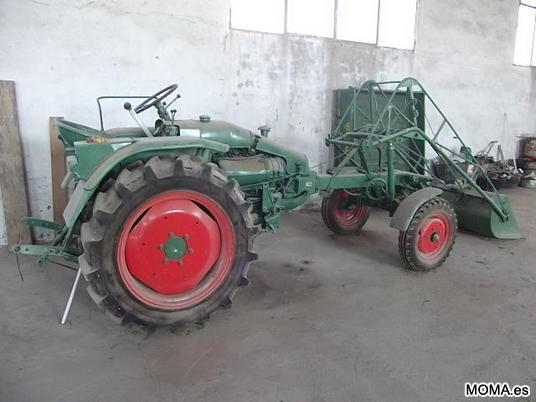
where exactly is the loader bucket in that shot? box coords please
[443,190,521,239]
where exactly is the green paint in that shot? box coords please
[10,244,78,261]
[442,190,521,240]
[62,137,230,227]
[73,140,131,179]
[22,217,64,232]
[390,188,443,231]
[13,78,520,264]
[218,155,287,186]
[255,137,309,174]
[164,236,187,260]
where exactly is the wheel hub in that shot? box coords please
[124,198,221,295]
[417,215,448,254]
[335,192,365,224]
[162,235,188,261]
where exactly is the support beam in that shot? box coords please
[49,116,66,223]
[0,80,31,246]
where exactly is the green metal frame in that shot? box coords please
[11,218,78,265]
[64,137,229,226]
[12,77,520,265]
[13,137,231,265]
[318,77,520,238]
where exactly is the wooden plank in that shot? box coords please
[49,116,66,222]
[0,80,31,246]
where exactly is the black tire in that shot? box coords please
[398,197,457,272]
[321,190,370,235]
[79,155,257,326]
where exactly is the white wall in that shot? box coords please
[0,0,534,244]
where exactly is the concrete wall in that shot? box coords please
[0,0,534,244]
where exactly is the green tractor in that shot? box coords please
[13,79,520,326]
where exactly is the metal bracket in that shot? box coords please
[11,242,81,324]
[11,244,77,266]
[23,217,65,232]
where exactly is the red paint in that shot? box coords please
[417,213,450,256]
[117,191,236,310]
[334,191,367,226]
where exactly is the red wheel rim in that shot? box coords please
[116,191,235,310]
[416,212,450,258]
[334,191,366,226]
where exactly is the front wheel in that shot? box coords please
[321,190,370,235]
[80,155,257,326]
[398,197,457,272]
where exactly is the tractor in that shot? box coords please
[12,79,520,326]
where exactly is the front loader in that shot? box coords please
[12,79,520,326]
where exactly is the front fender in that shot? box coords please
[63,137,229,227]
[389,188,443,231]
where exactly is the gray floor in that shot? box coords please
[1,187,535,402]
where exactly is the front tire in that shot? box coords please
[321,190,370,235]
[398,197,457,272]
[79,155,257,326]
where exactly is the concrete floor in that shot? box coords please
[1,187,535,402]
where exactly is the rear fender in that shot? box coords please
[63,137,229,227]
[390,188,443,231]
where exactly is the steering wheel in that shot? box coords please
[133,84,178,114]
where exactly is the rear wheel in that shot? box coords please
[80,155,257,326]
[398,197,457,272]
[321,190,370,235]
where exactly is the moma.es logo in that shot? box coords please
[465,382,530,398]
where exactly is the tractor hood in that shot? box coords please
[176,119,253,148]
[57,117,310,175]
[177,118,310,173]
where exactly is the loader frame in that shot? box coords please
[316,77,520,238]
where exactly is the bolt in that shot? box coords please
[178,259,184,266]
[158,244,164,251]
[188,248,194,254]
[168,232,175,237]
[183,233,190,240]
[163,258,169,265]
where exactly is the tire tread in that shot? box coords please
[398,197,458,272]
[80,155,257,327]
